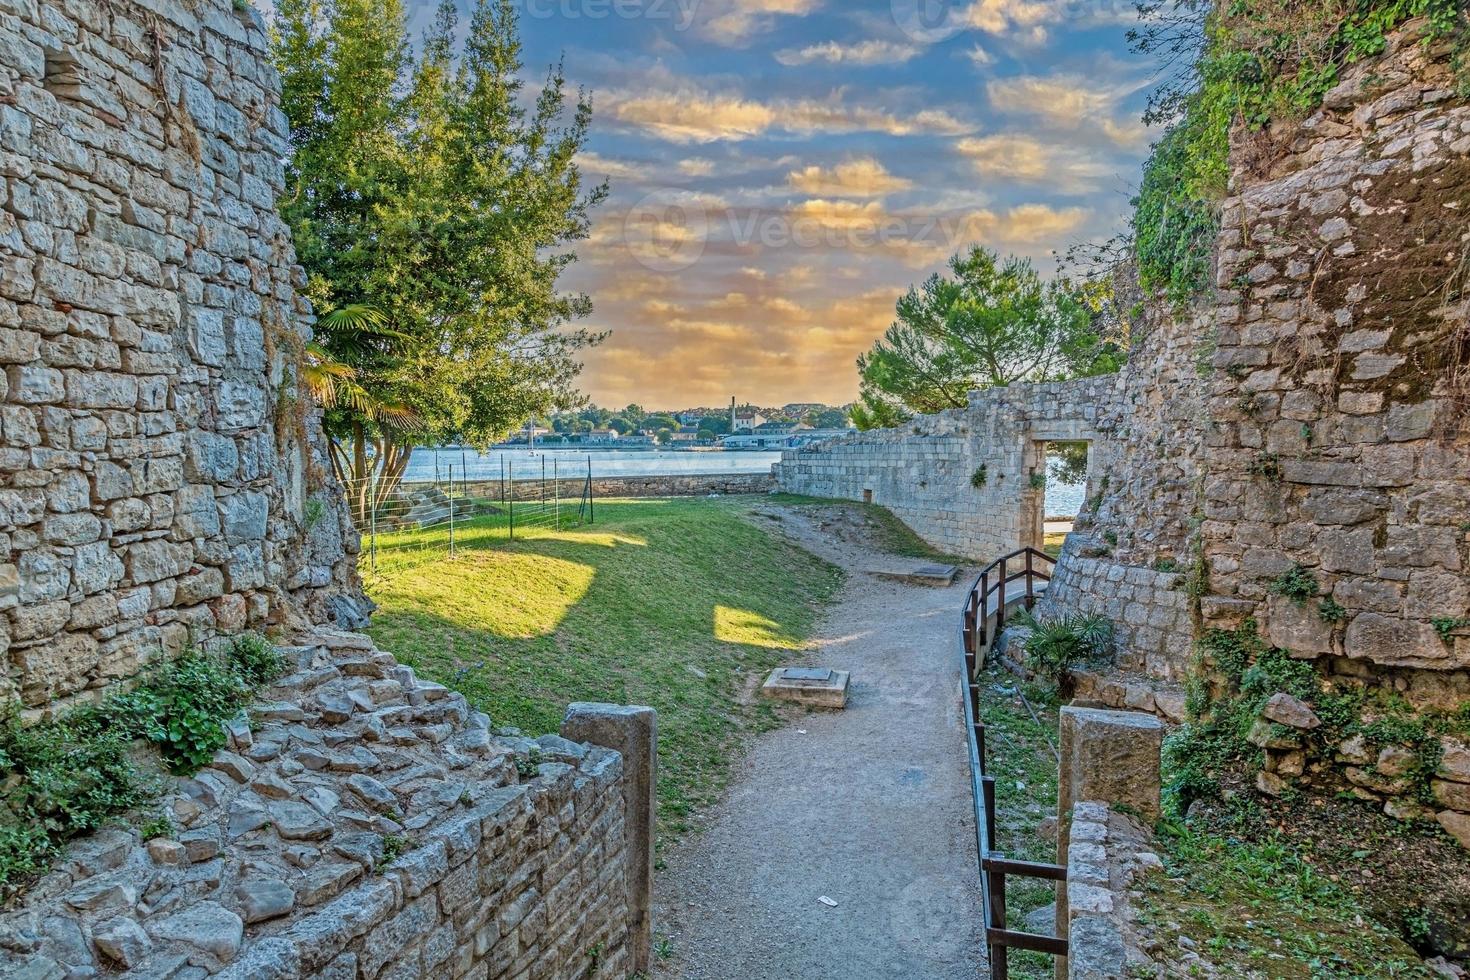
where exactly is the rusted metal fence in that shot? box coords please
[958,546,1069,978]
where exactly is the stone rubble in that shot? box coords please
[0,628,633,979]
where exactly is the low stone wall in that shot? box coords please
[1063,804,1159,980]
[0,628,647,979]
[774,379,1112,561]
[443,471,775,503]
[1035,534,1196,687]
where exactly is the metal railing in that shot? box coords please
[958,547,1068,978]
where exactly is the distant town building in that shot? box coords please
[733,411,767,432]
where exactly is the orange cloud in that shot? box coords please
[787,158,913,197]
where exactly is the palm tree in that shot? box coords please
[304,304,425,525]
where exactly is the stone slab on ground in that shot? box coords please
[760,667,851,708]
[870,564,959,587]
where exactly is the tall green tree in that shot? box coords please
[853,248,1123,430]
[272,0,607,520]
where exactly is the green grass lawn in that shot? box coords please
[362,497,843,837]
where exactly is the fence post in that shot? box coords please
[448,464,456,558]
[368,476,378,575]
[554,456,560,529]
[588,455,594,524]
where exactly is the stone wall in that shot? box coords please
[0,627,645,979]
[0,0,362,718]
[1037,534,1194,688]
[775,378,1111,561]
[1198,27,1470,690]
[451,471,776,503]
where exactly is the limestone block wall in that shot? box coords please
[1038,535,1194,684]
[774,378,1113,561]
[1200,28,1470,698]
[0,0,361,716]
[0,627,639,979]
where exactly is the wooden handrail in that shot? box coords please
[957,546,1066,977]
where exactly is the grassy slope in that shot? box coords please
[765,493,971,564]
[363,497,843,837]
[978,672,1435,979]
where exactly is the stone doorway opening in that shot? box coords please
[1027,440,1091,556]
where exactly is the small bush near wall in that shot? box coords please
[1017,611,1114,695]
[0,635,284,901]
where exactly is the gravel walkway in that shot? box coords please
[652,503,986,980]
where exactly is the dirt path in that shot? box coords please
[652,503,986,980]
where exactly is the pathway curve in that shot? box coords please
[653,502,986,980]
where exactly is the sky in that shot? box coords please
[407,0,1160,409]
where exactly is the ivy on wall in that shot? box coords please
[1133,0,1468,305]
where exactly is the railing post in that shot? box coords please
[996,557,1008,634]
[448,464,456,558]
[979,570,990,649]
[1025,550,1035,611]
[990,864,1009,980]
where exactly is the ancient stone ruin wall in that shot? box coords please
[0,0,362,717]
[775,378,1113,561]
[1199,28,1470,699]
[0,628,641,979]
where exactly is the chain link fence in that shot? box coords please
[344,453,595,580]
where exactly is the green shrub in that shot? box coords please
[1269,564,1318,605]
[1318,597,1347,624]
[0,632,281,899]
[971,465,988,489]
[1018,612,1114,692]
[229,633,286,688]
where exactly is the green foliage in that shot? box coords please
[848,392,909,432]
[1153,556,1180,573]
[303,496,326,531]
[1046,441,1089,486]
[855,247,1124,421]
[271,0,607,492]
[1269,563,1319,605]
[1247,452,1282,482]
[515,748,544,779]
[1167,620,1452,814]
[139,815,174,841]
[1431,617,1470,642]
[1319,597,1348,624]
[0,634,281,898]
[970,464,988,488]
[377,833,413,871]
[1132,120,1221,304]
[1017,612,1114,692]
[1138,820,1438,977]
[1132,0,1467,305]
[1028,471,1047,490]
